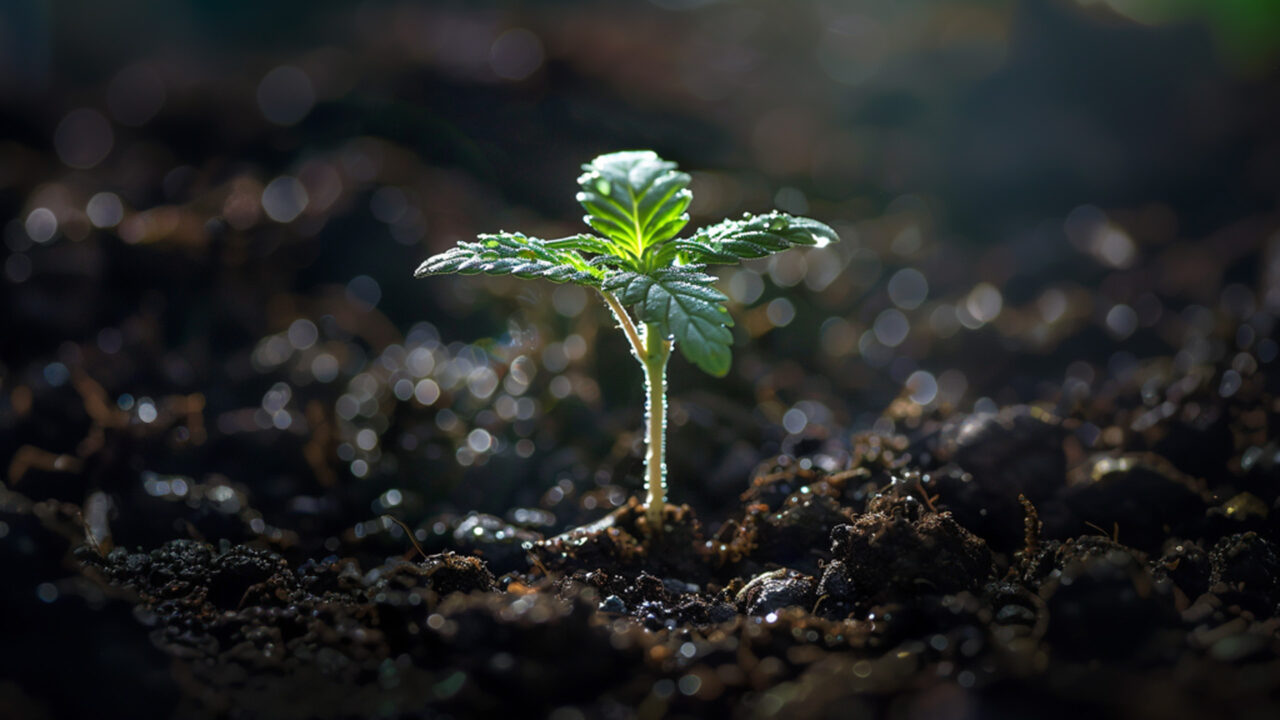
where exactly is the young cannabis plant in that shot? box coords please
[415,151,838,530]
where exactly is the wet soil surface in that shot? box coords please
[6,367,1280,719]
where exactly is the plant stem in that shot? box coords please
[641,322,670,530]
[600,291,671,531]
[600,291,644,360]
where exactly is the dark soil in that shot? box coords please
[7,365,1280,718]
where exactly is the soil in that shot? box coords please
[5,361,1280,718]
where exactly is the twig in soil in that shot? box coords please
[914,474,938,513]
[811,594,831,616]
[528,550,551,578]
[1013,494,1043,580]
[1018,494,1041,558]
[823,468,864,486]
[1083,520,1120,543]
[381,514,429,561]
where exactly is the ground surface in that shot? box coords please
[5,365,1280,719]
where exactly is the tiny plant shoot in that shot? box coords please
[415,151,838,530]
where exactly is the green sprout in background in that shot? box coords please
[416,151,838,531]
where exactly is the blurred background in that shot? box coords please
[1,0,1279,711]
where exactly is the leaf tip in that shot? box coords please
[700,353,732,377]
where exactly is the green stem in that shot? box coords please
[600,291,644,359]
[641,323,670,530]
[600,291,671,532]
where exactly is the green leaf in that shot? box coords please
[416,151,843,378]
[414,232,603,286]
[542,233,617,256]
[673,211,838,265]
[604,267,733,376]
[576,151,691,261]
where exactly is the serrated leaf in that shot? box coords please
[576,151,691,260]
[414,232,603,286]
[674,211,839,265]
[542,233,616,256]
[416,152,843,379]
[604,267,734,376]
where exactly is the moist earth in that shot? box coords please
[5,372,1280,719]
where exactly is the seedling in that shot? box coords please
[416,151,837,529]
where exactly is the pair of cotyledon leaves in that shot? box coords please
[415,151,838,377]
